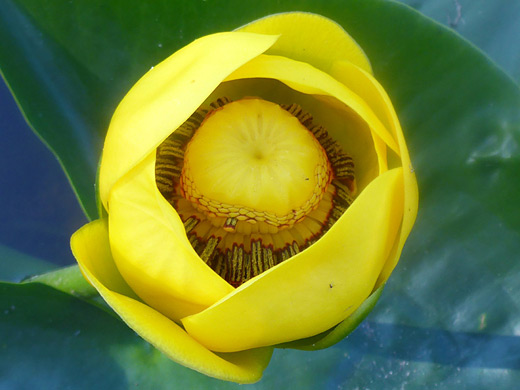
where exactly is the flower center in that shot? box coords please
[155,97,356,287]
[180,99,331,233]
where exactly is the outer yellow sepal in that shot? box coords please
[71,218,273,383]
[237,12,372,75]
[181,168,404,352]
[329,61,419,284]
[99,32,278,210]
[225,54,400,156]
[108,153,233,320]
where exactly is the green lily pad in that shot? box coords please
[397,0,520,83]
[0,282,220,390]
[0,244,57,282]
[0,0,519,389]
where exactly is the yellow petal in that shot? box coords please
[71,219,273,383]
[330,61,399,144]
[71,219,138,299]
[225,54,400,156]
[181,168,404,352]
[329,61,419,283]
[99,32,278,209]
[237,12,372,74]
[108,153,233,320]
[372,132,389,175]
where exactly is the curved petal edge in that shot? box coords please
[71,219,273,383]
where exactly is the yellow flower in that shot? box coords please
[71,12,418,383]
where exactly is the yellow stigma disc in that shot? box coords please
[180,98,331,228]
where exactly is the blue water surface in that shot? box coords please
[0,78,87,266]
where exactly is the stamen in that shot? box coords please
[183,217,199,233]
[155,98,356,287]
[200,236,220,263]
[223,217,238,232]
[264,246,275,269]
[332,179,355,204]
[186,111,208,128]
[230,245,244,286]
[251,240,263,276]
[281,103,314,127]
[175,126,195,139]
[210,97,232,109]
[212,253,226,277]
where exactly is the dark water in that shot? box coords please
[0,78,87,266]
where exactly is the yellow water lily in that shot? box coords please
[71,12,418,383]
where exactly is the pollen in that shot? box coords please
[156,97,356,287]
